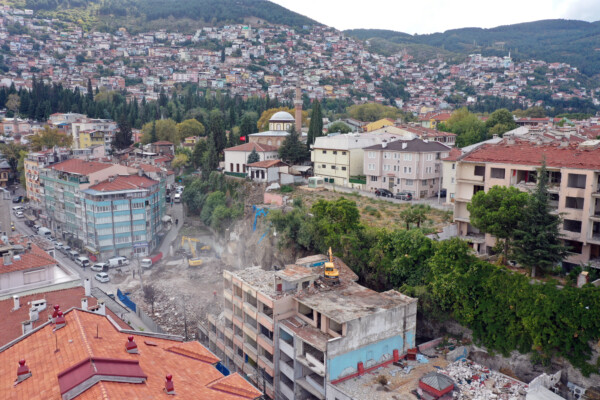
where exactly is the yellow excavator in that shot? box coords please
[324,247,340,285]
[181,236,205,267]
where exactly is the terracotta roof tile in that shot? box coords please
[246,159,286,168]
[462,140,600,170]
[49,159,113,175]
[88,175,158,192]
[0,310,261,399]
[225,142,278,152]
[0,243,56,274]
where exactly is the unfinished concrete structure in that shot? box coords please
[207,254,417,400]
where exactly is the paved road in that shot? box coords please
[325,183,454,211]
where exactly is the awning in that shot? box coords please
[84,245,99,254]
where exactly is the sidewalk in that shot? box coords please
[325,183,454,211]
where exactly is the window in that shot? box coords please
[405,179,413,186]
[24,269,45,284]
[426,154,433,161]
[383,177,386,183]
[368,151,375,159]
[95,205,110,213]
[331,165,336,169]
[341,166,346,171]
[342,152,346,155]
[96,216,112,224]
[452,163,456,170]
[114,203,130,211]
[114,225,131,233]
[563,219,582,233]
[403,166,412,174]
[451,177,455,183]
[565,197,584,210]
[393,153,398,159]
[474,166,485,176]
[132,202,145,209]
[322,164,326,168]
[567,174,586,189]
[115,235,132,244]
[491,168,506,179]
[422,180,428,186]
[133,213,145,220]
[403,154,412,161]
[368,163,375,171]
[564,240,583,254]
[383,165,390,171]
[133,234,147,241]
[333,151,337,155]
[397,178,401,184]
[113,214,131,222]
[425,167,432,174]
[370,176,378,182]
[322,150,327,154]
[383,153,390,159]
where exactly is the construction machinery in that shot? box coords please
[323,247,340,285]
[181,236,204,267]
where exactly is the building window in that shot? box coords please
[474,166,485,176]
[426,154,433,161]
[331,165,336,169]
[342,151,346,155]
[368,151,375,159]
[383,177,386,183]
[368,163,375,171]
[422,180,428,185]
[322,150,327,154]
[24,269,45,284]
[567,174,586,189]
[333,151,337,155]
[403,154,412,161]
[565,197,584,210]
[451,177,455,183]
[563,219,582,233]
[383,152,390,159]
[397,178,401,184]
[406,179,413,186]
[370,176,378,182]
[425,167,432,174]
[341,167,346,171]
[383,165,390,171]
[403,166,412,173]
[491,168,506,179]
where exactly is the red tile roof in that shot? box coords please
[246,159,286,168]
[225,142,278,152]
[49,159,113,175]
[0,310,262,399]
[462,140,600,170]
[88,175,158,192]
[138,163,161,173]
[442,147,462,162]
[0,243,56,274]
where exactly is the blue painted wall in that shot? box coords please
[327,335,404,381]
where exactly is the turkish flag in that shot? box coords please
[240,136,246,141]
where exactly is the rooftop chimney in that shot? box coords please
[54,311,66,330]
[98,301,106,316]
[382,141,387,148]
[15,360,32,384]
[22,320,33,335]
[126,336,139,354]
[84,278,91,297]
[29,307,39,322]
[13,295,20,310]
[81,298,88,311]
[52,305,60,323]
[3,252,12,266]
[401,142,407,150]
[164,375,175,395]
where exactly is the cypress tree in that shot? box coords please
[150,120,158,143]
[307,100,323,147]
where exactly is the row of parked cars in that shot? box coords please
[374,189,413,200]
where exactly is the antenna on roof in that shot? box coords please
[54,333,59,353]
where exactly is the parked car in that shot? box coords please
[61,245,71,254]
[11,222,15,231]
[12,196,23,203]
[395,192,413,201]
[375,188,394,198]
[108,256,129,268]
[165,195,171,203]
[76,257,90,268]
[15,211,24,218]
[67,250,79,260]
[12,206,24,213]
[173,193,181,203]
[140,252,163,269]
[54,242,63,251]
[94,272,110,283]
[91,262,109,272]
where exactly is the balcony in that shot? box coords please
[233,314,243,328]
[257,311,273,328]
[296,353,325,377]
[279,338,294,358]
[296,377,325,400]
[224,326,234,341]
[243,324,258,341]
[279,380,294,400]
[279,358,294,379]
[258,355,274,376]
[223,288,232,302]
[257,334,274,354]
[243,302,257,319]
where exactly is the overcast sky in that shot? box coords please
[270,0,600,34]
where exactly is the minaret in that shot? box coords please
[294,83,302,134]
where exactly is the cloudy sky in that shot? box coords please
[270,0,600,34]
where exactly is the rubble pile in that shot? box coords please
[443,359,528,399]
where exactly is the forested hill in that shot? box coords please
[346,19,600,76]
[20,0,319,32]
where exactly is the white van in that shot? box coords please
[173,193,181,203]
[37,227,52,238]
[108,256,129,268]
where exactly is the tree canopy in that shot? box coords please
[278,125,309,164]
[29,126,73,151]
[176,118,205,140]
[141,119,177,144]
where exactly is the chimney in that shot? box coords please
[126,336,139,354]
[81,297,88,311]
[98,301,106,316]
[13,295,20,310]
[16,360,32,384]
[164,375,175,395]
[51,305,60,323]
[29,307,39,322]
[54,311,66,330]
[492,134,499,139]
[382,141,387,148]
[27,242,31,252]
[22,320,33,335]
[3,253,12,266]
[84,278,91,297]
[401,142,407,150]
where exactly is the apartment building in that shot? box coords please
[82,174,165,260]
[71,118,117,150]
[453,138,600,267]
[364,138,450,199]
[224,142,279,175]
[24,148,71,209]
[39,159,136,245]
[207,254,417,400]
[311,133,401,189]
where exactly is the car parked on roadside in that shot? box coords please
[76,256,90,268]
[395,192,413,201]
[94,272,110,283]
[375,188,394,198]
[12,196,23,203]
[91,262,109,272]
[108,256,129,268]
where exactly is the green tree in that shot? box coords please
[239,112,258,143]
[30,126,73,150]
[141,119,177,143]
[307,100,323,147]
[467,186,529,259]
[441,107,487,147]
[486,108,517,136]
[149,120,157,143]
[191,139,207,168]
[202,136,219,179]
[177,118,205,140]
[247,148,260,164]
[172,153,189,172]
[512,160,568,277]
[208,109,226,153]
[278,125,309,164]
[0,142,27,176]
[310,197,361,252]
[327,121,352,134]
[113,114,133,150]
[347,103,402,122]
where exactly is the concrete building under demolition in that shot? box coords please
[207,253,418,400]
